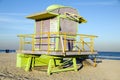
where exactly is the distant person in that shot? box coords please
[5,49,9,53]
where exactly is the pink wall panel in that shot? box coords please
[60,18,77,34]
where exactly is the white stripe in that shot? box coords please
[97,56,120,59]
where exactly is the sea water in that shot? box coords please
[0,50,16,53]
[97,52,120,60]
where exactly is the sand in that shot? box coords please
[0,53,120,80]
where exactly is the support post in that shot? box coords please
[63,34,67,52]
[60,36,65,54]
[73,58,78,71]
[32,35,35,52]
[32,57,35,68]
[80,36,85,51]
[25,57,32,71]
[93,56,97,67]
[47,32,50,54]
[90,37,94,53]
[47,59,53,75]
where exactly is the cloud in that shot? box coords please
[0,17,33,24]
[0,13,28,16]
[0,13,34,33]
[0,13,33,24]
[0,13,32,24]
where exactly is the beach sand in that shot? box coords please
[0,53,120,80]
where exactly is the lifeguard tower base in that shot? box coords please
[16,4,98,75]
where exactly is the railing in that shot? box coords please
[17,34,35,51]
[18,32,97,54]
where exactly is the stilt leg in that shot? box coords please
[94,56,97,67]
[73,58,78,71]
[25,57,32,71]
[32,57,35,68]
[47,59,52,75]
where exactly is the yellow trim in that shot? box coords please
[40,21,43,50]
[32,35,35,52]
[17,32,97,55]
[26,12,58,20]
[64,12,87,23]
[55,16,60,51]
[47,32,50,54]
[34,22,36,50]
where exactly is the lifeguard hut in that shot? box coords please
[16,4,98,75]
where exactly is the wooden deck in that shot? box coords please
[17,50,98,56]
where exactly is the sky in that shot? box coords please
[0,0,120,52]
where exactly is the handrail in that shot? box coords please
[17,32,97,55]
[17,34,34,38]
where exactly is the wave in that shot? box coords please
[96,56,120,60]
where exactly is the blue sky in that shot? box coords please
[0,0,120,51]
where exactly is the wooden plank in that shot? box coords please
[35,43,54,45]
[35,36,59,39]
[17,50,98,56]
[60,36,65,54]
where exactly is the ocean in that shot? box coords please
[0,50,16,53]
[0,50,120,60]
[97,52,120,60]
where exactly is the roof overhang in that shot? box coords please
[26,12,58,20]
